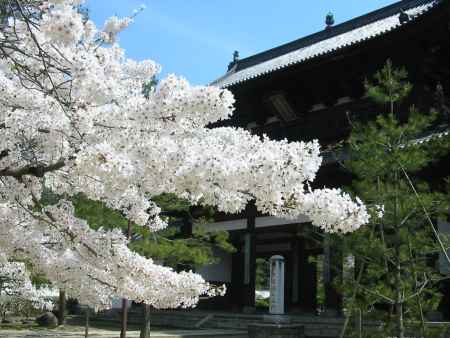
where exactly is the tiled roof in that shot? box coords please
[212,0,440,88]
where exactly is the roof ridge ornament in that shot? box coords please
[325,12,335,29]
[227,50,240,71]
[233,50,240,63]
[399,9,410,24]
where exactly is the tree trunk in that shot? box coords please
[84,309,89,338]
[120,299,128,338]
[394,241,404,338]
[393,169,404,338]
[357,308,362,338]
[395,295,404,338]
[139,304,151,338]
[120,220,133,338]
[58,289,66,326]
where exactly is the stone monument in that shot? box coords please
[269,255,285,315]
[248,255,305,338]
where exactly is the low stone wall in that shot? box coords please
[94,309,450,338]
[248,323,305,338]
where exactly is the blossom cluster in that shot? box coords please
[0,261,56,312]
[101,16,133,43]
[0,0,369,309]
[41,4,84,45]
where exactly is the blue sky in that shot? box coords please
[86,0,398,85]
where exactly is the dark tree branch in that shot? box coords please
[0,159,66,178]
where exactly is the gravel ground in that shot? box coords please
[0,326,247,338]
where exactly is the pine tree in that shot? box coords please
[70,192,234,338]
[339,61,450,338]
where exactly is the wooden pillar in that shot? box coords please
[177,214,193,272]
[323,235,343,316]
[284,253,293,310]
[291,240,300,306]
[181,213,193,238]
[242,202,257,312]
[230,237,244,311]
[298,238,317,313]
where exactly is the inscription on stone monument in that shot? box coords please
[269,255,285,315]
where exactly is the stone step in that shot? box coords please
[90,311,450,338]
[94,311,344,337]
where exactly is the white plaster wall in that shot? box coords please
[197,249,232,283]
[111,298,130,309]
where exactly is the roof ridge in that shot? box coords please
[232,0,436,73]
[212,0,441,87]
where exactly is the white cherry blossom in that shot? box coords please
[0,262,56,312]
[0,0,369,309]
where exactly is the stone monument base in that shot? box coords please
[248,322,305,338]
[321,309,342,318]
[242,306,256,314]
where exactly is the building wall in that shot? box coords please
[197,248,232,283]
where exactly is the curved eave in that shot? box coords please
[211,1,439,89]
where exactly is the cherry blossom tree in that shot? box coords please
[0,259,56,319]
[0,0,370,310]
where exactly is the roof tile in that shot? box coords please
[212,0,439,88]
